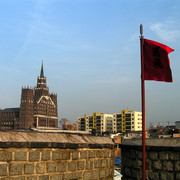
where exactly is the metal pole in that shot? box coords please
[140,24,146,180]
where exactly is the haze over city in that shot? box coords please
[0,0,180,127]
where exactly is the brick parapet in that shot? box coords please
[120,139,180,180]
[0,131,115,179]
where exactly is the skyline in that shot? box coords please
[0,0,180,127]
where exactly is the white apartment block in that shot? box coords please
[78,113,113,135]
[113,110,142,133]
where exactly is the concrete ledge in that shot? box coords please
[0,131,114,149]
[120,138,180,151]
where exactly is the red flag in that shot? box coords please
[143,39,174,82]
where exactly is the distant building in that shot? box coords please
[113,110,142,133]
[175,121,180,129]
[78,113,113,135]
[61,118,78,131]
[0,63,58,130]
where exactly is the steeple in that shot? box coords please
[40,61,44,78]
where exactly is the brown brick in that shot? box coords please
[68,161,77,171]
[12,177,25,180]
[29,151,40,162]
[27,177,37,180]
[85,160,93,170]
[24,163,34,174]
[153,160,162,170]
[39,176,49,180]
[78,161,84,170]
[159,152,169,160]
[149,152,158,160]
[36,162,45,174]
[0,163,7,176]
[47,162,57,173]
[62,151,70,160]
[52,151,62,161]
[104,150,110,158]
[80,151,87,159]
[41,151,50,161]
[64,172,82,180]
[100,169,106,178]
[175,161,180,171]
[92,170,99,179]
[72,151,79,160]
[89,151,96,158]
[50,174,62,180]
[102,159,106,167]
[96,150,104,158]
[163,161,173,171]
[57,162,67,172]
[84,171,92,180]
[15,151,27,161]
[9,163,23,175]
[94,159,102,168]
[0,151,12,162]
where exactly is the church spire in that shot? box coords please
[40,61,44,78]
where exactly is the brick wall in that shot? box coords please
[0,131,115,180]
[120,139,180,180]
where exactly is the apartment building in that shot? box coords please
[113,110,142,133]
[78,113,113,135]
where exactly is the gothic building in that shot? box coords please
[0,63,58,130]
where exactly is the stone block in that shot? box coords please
[125,159,133,167]
[57,161,67,172]
[153,160,162,170]
[146,159,151,170]
[96,150,104,158]
[163,161,173,171]
[92,170,99,179]
[169,152,179,160]
[175,161,180,171]
[89,151,96,158]
[36,162,45,174]
[85,160,93,170]
[133,159,142,168]
[159,152,169,160]
[104,150,110,158]
[0,151,12,162]
[41,151,50,161]
[106,159,111,167]
[105,168,110,177]
[9,163,23,175]
[176,173,180,180]
[29,151,40,162]
[14,151,27,161]
[11,177,25,180]
[24,163,34,174]
[102,159,106,167]
[50,174,62,180]
[130,150,137,159]
[80,151,87,159]
[149,152,158,160]
[110,150,115,158]
[83,171,92,180]
[94,159,102,168]
[72,151,79,160]
[47,162,57,173]
[138,151,142,159]
[39,176,49,180]
[100,169,106,178]
[124,167,131,177]
[68,161,77,171]
[78,161,84,170]
[64,172,82,180]
[0,163,7,176]
[62,151,70,160]
[160,172,174,180]
[148,171,159,180]
[27,177,37,180]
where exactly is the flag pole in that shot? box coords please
[140,24,146,180]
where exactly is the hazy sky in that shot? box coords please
[0,0,180,127]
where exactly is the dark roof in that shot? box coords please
[2,108,20,113]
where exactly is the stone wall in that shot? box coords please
[120,138,180,180]
[0,131,115,180]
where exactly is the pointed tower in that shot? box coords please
[33,63,58,128]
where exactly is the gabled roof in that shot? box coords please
[2,108,20,113]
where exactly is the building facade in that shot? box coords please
[78,113,113,135]
[113,110,142,133]
[0,63,58,130]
